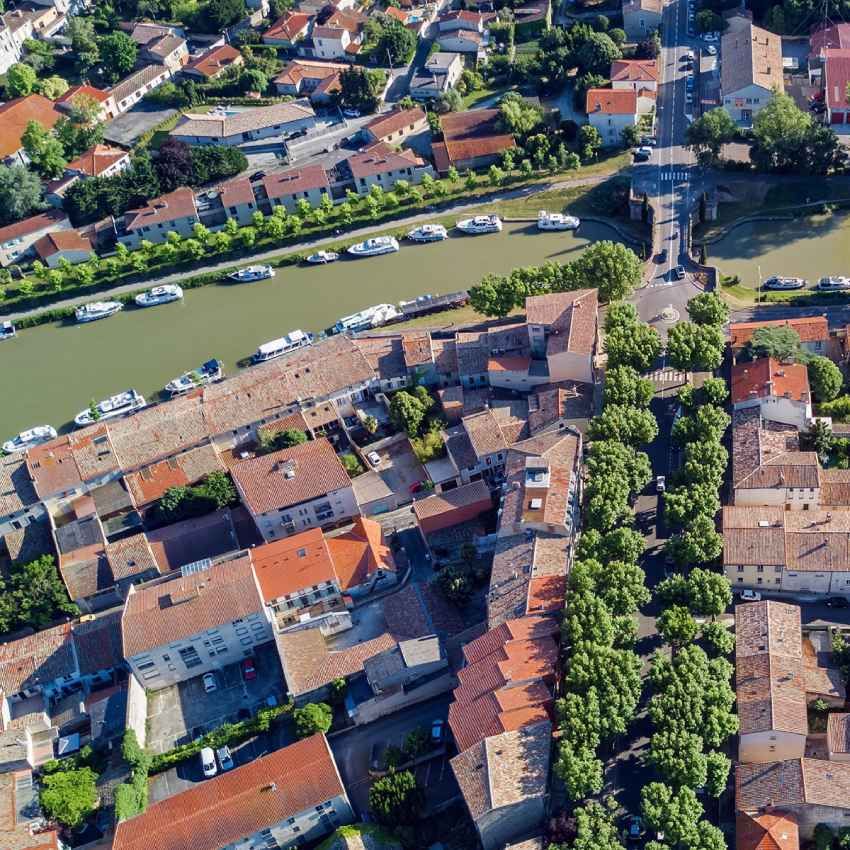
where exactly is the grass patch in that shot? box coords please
[461,84,512,109]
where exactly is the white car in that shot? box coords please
[656,475,666,493]
[706,45,717,55]
[202,672,217,693]
[342,107,361,118]
[703,32,719,42]
[200,747,217,778]
[739,589,762,602]
[367,451,381,466]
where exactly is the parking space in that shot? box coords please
[145,642,285,755]
[369,440,428,495]
[104,105,177,147]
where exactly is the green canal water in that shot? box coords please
[1,220,620,440]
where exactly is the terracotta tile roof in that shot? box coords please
[147,34,186,58]
[0,94,62,159]
[174,100,315,140]
[438,108,516,165]
[463,410,508,458]
[251,527,337,601]
[57,84,112,106]
[124,187,197,233]
[586,87,639,115]
[110,64,170,106]
[439,28,483,44]
[326,517,395,591]
[363,107,426,139]
[104,533,159,581]
[401,333,433,368]
[0,770,60,849]
[113,735,345,850]
[811,22,850,58]
[413,480,492,521]
[124,442,224,507]
[0,452,38,518]
[0,623,76,698]
[184,44,242,78]
[231,437,351,515]
[274,59,348,86]
[33,229,93,260]
[820,468,850,506]
[262,163,331,200]
[829,712,850,755]
[382,582,465,639]
[0,210,68,247]
[732,409,800,488]
[258,411,309,439]
[526,289,598,357]
[347,141,426,180]
[729,316,828,349]
[439,9,483,22]
[721,16,784,97]
[737,758,850,812]
[610,58,658,82]
[265,10,312,41]
[121,556,263,657]
[735,452,820,490]
[354,335,406,382]
[284,334,375,401]
[72,611,124,677]
[735,811,799,850]
[731,358,810,405]
[219,176,255,208]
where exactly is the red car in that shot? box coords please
[242,658,257,681]
[409,481,423,494]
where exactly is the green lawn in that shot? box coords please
[461,85,513,109]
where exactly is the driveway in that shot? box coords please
[104,105,177,147]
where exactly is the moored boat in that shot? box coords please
[75,301,123,323]
[74,389,145,427]
[0,321,15,340]
[762,276,806,291]
[165,359,224,396]
[306,250,340,264]
[227,265,274,282]
[456,214,502,235]
[407,224,448,243]
[134,284,184,307]
[334,303,400,333]
[252,330,314,363]
[2,425,57,454]
[817,276,850,291]
[537,210,580,231]
[347,236,400,257]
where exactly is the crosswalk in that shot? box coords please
[644,368,689,386]
[660,169,690,181]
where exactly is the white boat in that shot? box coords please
[2,425,57,454]
[227,265,274,282]
[407,224,448,243]
[75,301,123,323]
[134,284,184,307]
[74,389,146,427]
[306,251,340,264]
[252,330,314,363]
[335,303,400,334]
[817,276,850,291]
[762,276,806,291]
[165,359,223,396]
[537,210,580,231]
[0,321,15,340]
[456,214,502,235]
[347,236,400,257]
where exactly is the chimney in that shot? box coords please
[262,782,278,792]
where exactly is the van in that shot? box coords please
[200,746,217,778]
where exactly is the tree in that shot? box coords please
[686,568,732,617]
[434,566,472,605]
[685,107,737,166]
[240,67,268,94]
[664,483,720,529]
[568,800,626,850]
[198,0,246,31]
[578,124,603,160]
[259,428,307,453]
[604,365,654,408]
[293,702,332,737]
[682,440,728,489]
[0,164,44,226]
[337,66,380,113]
[747,325,802,361]
[604,319,662,372]
[668,514,723,565]
[621,124,642,147]
[657,605,699,647]
[6,62,37,97]
[200,471,237,508]
[389,388,432,437]
[701,621,735,657]
[641,783,704,847]
[809,418,833,461]
[38,75,69,99]
[808,355,843,402]
[190,146,247,185]
[21,121,66,179]
[156,139,194,192]
[666,322,724,372]
[696,8,723,31]
[469,272,526,317]
[40,767,98,828]
[555,739,604,801]
[55,94,105,159]
[98,32,138,83]
[589,404,659,446]
[499,93,543,136]
[369,770,423,825]
[686,292,729,326]
[562,241,642,302]
[648,729,707,789]
[69,16,99,75]
[365,15,417,64]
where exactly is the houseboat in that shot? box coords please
[75,301,123,323]
[2,425,57,454]
[537,210,580,231]
[347,236,400,257]
[165,359,224,396]
[456,214,502,235]
[227,265,274,282]
[407,224,448,242]
[74,389,146,427]
[251,330,314,363]
[334,304,400,334]
[306,250,339,264]
[134,284,184,307]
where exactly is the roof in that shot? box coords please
[123,187,197,233]
[274,59,348,86]
[382,582,465,640]
[147,34,186,58]
[438,28,483,44]
[735,812,799,850]
[72,611,124,677]
[326,517,395,590]
[261,163,330,199]
[0,211,68,247]
[33,230,93,260]
[124,442,224,507]
[0,623,76,698]
[57,84,112,106]
[0,452,39,519]
[623,0,662,11]
[525,289,598,357]
[586,87,639,115]
[829,712,850,755]
[811,21,850,58]
[347,141,426,180]
[463,409,508,458]
[438,108,516,166]
[110,64,170,106]
[219,177,255,208]
[824,48,850,109]
[128,21,174,46]
[0,770,60,850]
[66,143,129,177]
[450,721,551,820]
[121,556,263,657]
[265,10,312,41]
[251,527,337,601]
[731,358,810,405]
[0,94,62,159]
[232,438,350,515]
[174,100,315,140]
[736,758,850,812]
[731,408,801,488]
[439,9,483,22]
[113,735,345,850]
[734,452,820,491]
[184,44,242,78]
[721,16,784,96]
[413,480,492,521]
[610,58,659,82]
[363,107,427,139]
[729,316,829,349]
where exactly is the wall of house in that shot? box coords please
[488,368,550,392]
[223,199,258,227]
[252,485,360,542]
[126,671,148,749]
[547,349,594,384]
[267,578,343,625]
[1,219,72,267]
[368,115,429,145]
[738,729,806,764]
[733,396,811,430]
[119,213,198,249]
[353,163,435,196]
[353,669,454,725]
[588,110,638,147]
[829,571,850,594]
[725,562,784,591]
[267,184,330,214]
[721,83,773,125]
[612,78,658,93]
[780,570,831,594]
[733,487,820,509]
[478,797,547,850]
[830,747,850,762]
[45,248,91,268]
[113,67,172,114]
[784,803,850,839]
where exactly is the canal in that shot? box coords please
[1,220,621,440]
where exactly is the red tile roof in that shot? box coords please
[824,48,850,110]
[251,527,337,601]
[438,108,516,167]
[610,59,658,82]
[731,358,810,405]
[274,59,348,87]
[184,44,243,78]
[326,517,395,590]
[123,187,197,233]
[810,22,850,58]
[262,163,330,200]
[586,87,638,115]
[729,316,828,348]
[57,84,113,105]
[33,229,93,260]
[113,735,345,850]
[347,141,426,180]
[0,94,62,159]
[219,176,255,208]
[264,10,312,41]
[364,107,427,140]
[66,144,129,177]
[735,811,799,850]
[0,210,68,246]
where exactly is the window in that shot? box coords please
[756,565,764,573]
[737,566,744,572]
[178,645,202,668]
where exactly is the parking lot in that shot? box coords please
[145,642,285,755]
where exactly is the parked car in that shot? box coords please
[656,475,666,493]
[342,107,361,118]
[216,746,234,771]
[431,718,445,743]
[633,146,653,161]
[739,589,762,602]
[409,480,424,494]
[202,672,217,693]
[703,32,719,41]
[249,171,266,182]
[673,265,686,280]
[242,658,257,681]
[625,815,646,841]
[200,747,217,778]
[658,247,668,263]
[367,450,381,466]
[826,597,850,608]
[640,136,657,146]
[706,45,717,55]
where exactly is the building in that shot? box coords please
[0,769,61,848]
[586,87,656,147]
[142,34,188,70]
[437,9,484,32]
[413,480,492,535]
[736,811,799,850]
[0,210,70,267]
[118,186,199,248]
[257,163,332,213]
[113,734,354,850]
[33,229,93,267]
[361,107,428,145]
[610,58,659,92]
[621,0,661,41]
[345,142,435,195]
[720,16,784,125]
[46,143,130,206]
[437,28,485,54]
[230,437,359,542]
[121,556,273,689]
[409,51,464,100]
[822,49,850,131]
[217,176,259,226]
[735,600,845,763]
[432,108,516,174]
[273,59,347,99]
[170,99,316,146]
[0,11,30,75]
[731,358,812,429]
[310,9,365,59]
[56,84,118,122]
[0,94,62,165]
[828,713,850,762]
[109,64,173,114]
[263,10,313,46]
[729,316,829,359]
[183,43,243,80]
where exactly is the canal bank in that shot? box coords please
[0,220,621,441]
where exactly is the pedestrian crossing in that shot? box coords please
[644,368,688,386]
[661,169,690,181]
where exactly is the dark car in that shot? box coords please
[826,597,850,608]
[625,815,646,841]
[673,265,686,280]
[658,247,668,263]
[249,171,266,182]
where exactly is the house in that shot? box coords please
[445,409,511,485]
[735,600,845,763]
[118,186,199,248]
[437,28,485,55]
[822,49,850,131]
[273,59,348,99]
[809,22,850,84]
[720,16,784,126]
[0,94,62,165]
[452,720,552,850]
[437,9,484,32]
[432,109,516,175]
[0,452,44,539]
[121,556,273,689]
[828,713,850,761]
[736,758,850,841]
[731,358,813,429]
[0,11,30,75]
[361,107,428,145]
[33,229,93,267]
[413,479,492,535]
[311,9,366,60]
[56,84,118,122]
[127,21,188,70]
[218,176,259,226]
[230,437,360,542]
[0,210,70,267]
[46,143,130,206]
[113,735,354,850]
[263,10,312,47]
[170,99,316,146]
[109,64,173,114]
[736,812,800,850]
[0,770,61,848]
[586,87,656,146]
[257,163,332,213]
[611,58,659,92]
[183,43,243,80]
[621,0,661,41]
[345,142,435,196]
[729,316,829,359]
[409,51,464,101]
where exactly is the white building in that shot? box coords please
[586,87,656,147]
[731,358,813,430]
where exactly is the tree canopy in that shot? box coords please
[293,702,332,737]
[0,164,45,226]
[368,770,424,825]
